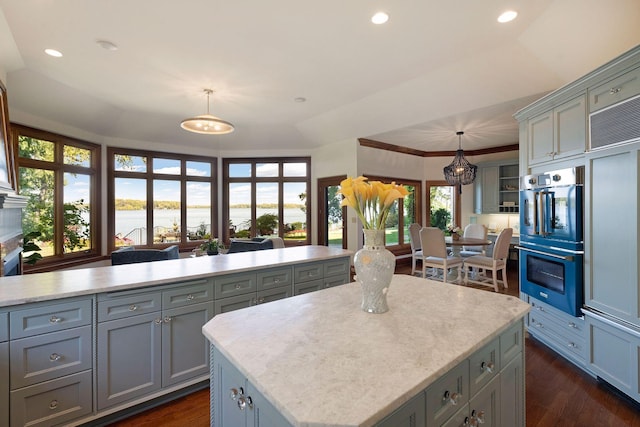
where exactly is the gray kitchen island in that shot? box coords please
[203,274,530,427]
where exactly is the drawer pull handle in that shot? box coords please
[609,87,621,94]
[49,315,62,323]
[481,361,495,373]
[129,305,138,311]
[237,395,253,410]
[443,390,461,406]
[568,322,577,329]
[49,353,62,362]
[49,400,59,410]
[187,294,195,300]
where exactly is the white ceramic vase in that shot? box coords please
[353,229,396,313]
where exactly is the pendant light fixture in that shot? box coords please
[443,131,477,188]
[180,89,234,135]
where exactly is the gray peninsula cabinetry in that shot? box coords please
[0,310,8,427]
[516,45,640,405]
[0,246,351,426]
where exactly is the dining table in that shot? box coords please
[445,235,493,256]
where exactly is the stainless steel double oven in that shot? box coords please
[518,167,584,316]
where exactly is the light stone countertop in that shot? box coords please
[0,246,352,308]
[203,274,530,427]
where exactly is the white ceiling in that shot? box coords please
[0,0,639,153]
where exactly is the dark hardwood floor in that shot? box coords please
[108,261,640,426]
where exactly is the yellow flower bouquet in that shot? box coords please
[338,176,409,229]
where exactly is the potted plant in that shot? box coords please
[201,238,220,255]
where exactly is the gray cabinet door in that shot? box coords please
[375,392,425,427]
[554,95,586,159]
[249,382,293,427]
[468,375,500,427]
[0,341,7,427]
[586,146,639,325]
[97,312,162,410]
[161,301,214,387]
[475,166,500,214]
[528,110,554,165]
[500,353,524,427]
[213,349,250,427]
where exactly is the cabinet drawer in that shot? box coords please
[0,312,7,342]
[529,313,586,361]
[293,263,323,283]
[10,370,92,427]
[530,298,585,338]
[324,258,350,278]
[425,360,469,426]
[162,280,213,309]
[294,279,324,295]
[256,287,292,305]
[214,293,255,315]
[324,276,348,289]
[98,292,162,322]
[257,267,292,291]
[214,273,257,299]
[10,325,92,389]
[469,337,499,397]
[10,299,92,339]
[500,321,524,367]
[589,66,640,112]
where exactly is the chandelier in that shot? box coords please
[180,89,234,135]
[443,131,477,187]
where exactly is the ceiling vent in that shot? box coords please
[590,94,640,150]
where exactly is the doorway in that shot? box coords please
[317,176,347,248]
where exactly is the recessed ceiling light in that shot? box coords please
[371,12,389,25]
[96,40,118,51]
[497,10,518,23]
[294,97,306,103]
[44,48,63,57]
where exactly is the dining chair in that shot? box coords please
[420,227,463,283]
[459,224,488,257]
[408,223,423,276]
[463,228,513,292]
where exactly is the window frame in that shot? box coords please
[426,180,461,230]
[107,147,218,253]
[13,124,102,271]
[222,157,311,244]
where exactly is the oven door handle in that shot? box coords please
[515,246,574,261]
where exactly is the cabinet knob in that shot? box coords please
[258,297,265,304]
[609,87,621,94]
[470,409,485,425]
[187,294,195,301]
[49,353,62,362]
[49,315,62,323]
[229,387,240,400]
[163,316,172,323]
[237,395,253,410]
[480,361,494,373]
[568,321,577,328]
[154,318,163,325]
[129,304,138,311]
[235,284,241,289]
[443,390,461,405]
[568,342,577,348]
[49,399,59,410]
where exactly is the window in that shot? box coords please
[361,176,421,249]
[427,181,461,230]
[108,148,217,251]
[14,125,101,268]
[223,158,310,244]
